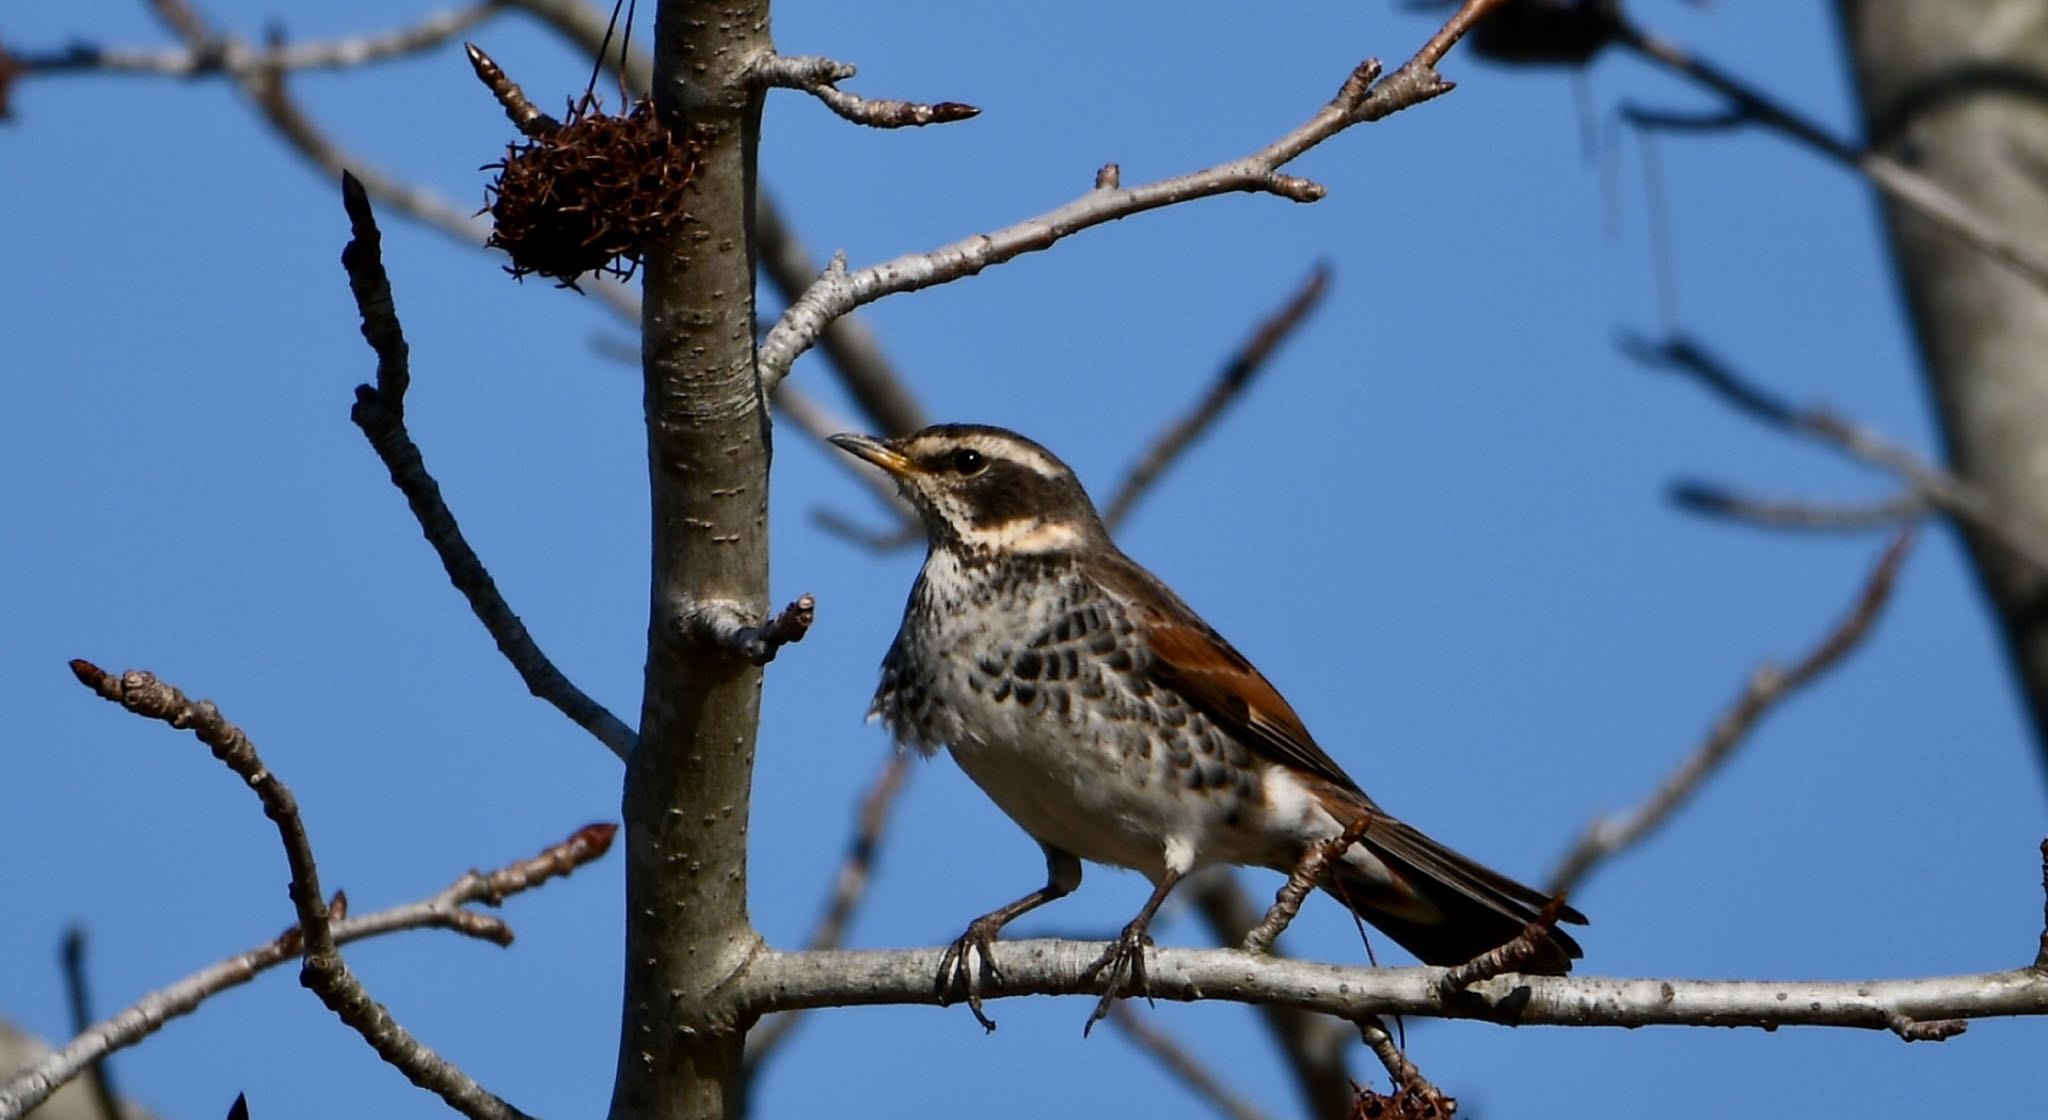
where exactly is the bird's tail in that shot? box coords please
[1320,811,1585,974]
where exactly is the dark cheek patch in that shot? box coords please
[967,462,1069,527]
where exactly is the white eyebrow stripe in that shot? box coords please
[959,517,1084,553]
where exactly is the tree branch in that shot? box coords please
[756,0,1507,390]
[1667,482,1927,534]
[1547,530,1915,895]
[59,661,535,1120]
[1608,15,2048,296]
[0,823,613,1120]
[1101,263,1332,532]
[341,172,639,760]
[1628,333,2048,574]
[745,751,912,1076]
[56,930,120,1120]
[1105,1005,1273,1120]
[732,939,2048,1036]
[15,2,506,77]
[748,53,978,129]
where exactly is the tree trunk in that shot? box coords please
[1835,0,2048,774]
[608,3,773,1118]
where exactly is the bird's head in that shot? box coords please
[828,424,1107,558]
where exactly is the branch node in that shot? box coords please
[1887,1013,1967,1043]
[1262,173,1326,203]
[685,595,818,665]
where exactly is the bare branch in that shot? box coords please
[1184,872,1355,1120]
[749,53,977,129]
[733,938,2048,1035]
[683,595,818,665]
[1668,482,1928,533]
[56,930,120,1120]
[746,752,913,1073]
[757,0,1508,389]
[1609,16,2048,296]
[59,661,534,1120]
[0,823,612,1120]
[1355,1016,1452,1111]
[1548,531,1916,895]
[1107,1005,1274,1120]
[1102,263,1332,531]
[14,2,505,78]
[1436,895,1571,994]
[1629,333,2048,574]
[1243,812,1375,955]
[341,173,638,760]
[758,193,929,436]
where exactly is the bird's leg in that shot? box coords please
[1080,868,1184,1036]
[937,844,1081,1031]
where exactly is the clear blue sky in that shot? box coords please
[6,2,2044,1117]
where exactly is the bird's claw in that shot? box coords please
[1080,921,1153,1036]
[935,916,1006,1032]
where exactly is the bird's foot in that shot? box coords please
[935,914,1008,1032]
[1079,919,1153,1036]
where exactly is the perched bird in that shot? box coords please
[829,424,1584,1030]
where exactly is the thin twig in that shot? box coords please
[748,53,978,129]
[1609,16,2048,296]
[1628,333,2048,574]
[1668,483,1928,533]
[772,376,921,544]
[58,661,535,1120]
[17,2,506,77]
[1101,263,1332,531]
[1107,1005,1274,1120]
[0,823,612,1120]
[757,0,1508,389]
[746,752,913,1073]
[1244,813,1375,955]
[464,41,560,136]
[340,172,638,759]
[1547,530,1916,895]
[1184,873,1354,1120]
[1354,1016,1451,1104]
[57,930,122,1120]
[1436,895,1570,994]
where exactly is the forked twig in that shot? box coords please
[1548,530,1916,894]
[53,661,537,1120]
[759,0,1508,388]
[341,173,638,759]
[1629,333,2048,574]
[0,823,613,1120]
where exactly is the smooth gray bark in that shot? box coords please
[1836,0,2048,773]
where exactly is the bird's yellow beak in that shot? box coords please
[827,432,916,476]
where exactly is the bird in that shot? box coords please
[828,423,1584,1031]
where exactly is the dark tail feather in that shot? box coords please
[1323,817,1586,974]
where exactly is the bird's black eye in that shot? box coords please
[949,448,987,476]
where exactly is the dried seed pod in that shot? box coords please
[482,95,702,287]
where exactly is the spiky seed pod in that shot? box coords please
[482,96,702,287]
